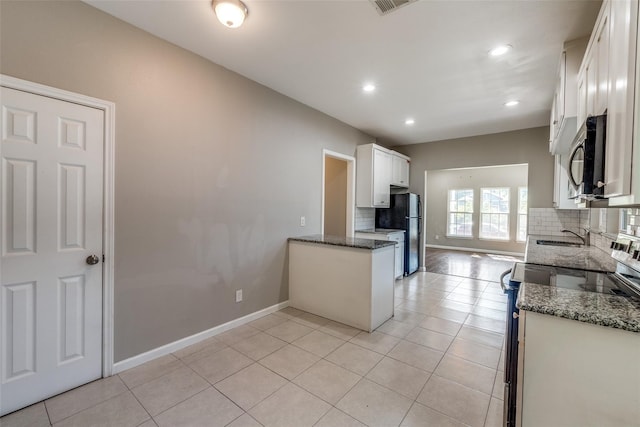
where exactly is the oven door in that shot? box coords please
[500,267,520,427]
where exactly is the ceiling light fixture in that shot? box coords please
[405,118,415,125]
[489,44,512,57]
[363,84,376,93]
[505,100,520,107]
[212,0,248,29]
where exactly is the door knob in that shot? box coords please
[86,255,100,265]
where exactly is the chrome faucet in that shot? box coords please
[561,229,590,246]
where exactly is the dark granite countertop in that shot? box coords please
[355,228,406,235]
[517,282,640,333]
[288,235,396,250]
[519,235,640,332]
[525,234,617,272]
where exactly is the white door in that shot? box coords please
[1,87,104,415]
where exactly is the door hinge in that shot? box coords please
[102,254,105,262]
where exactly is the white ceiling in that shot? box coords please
[85,0,601,145]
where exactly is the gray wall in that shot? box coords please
[324,157,348,236]
[426,165,528,253]
[0,1,372,361]
[396,126,553,209]
[395,126,553,264]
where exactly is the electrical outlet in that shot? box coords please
[235,289,243,302]
[435,235,439,240]
[300,216,306,226]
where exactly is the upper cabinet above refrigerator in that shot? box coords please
[356,143,411,208]
[390,152,410,188]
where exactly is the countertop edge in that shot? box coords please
[517,282,640,333]
[288,235,396,250]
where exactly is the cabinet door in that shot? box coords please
[605,0,637,197]
[577,70,587,129]
[595,10,610,115]
[549,96,558,145]
[553,155,561,208]
[391,155,409,187]
[557,51,566,127]
[586,52,597,117]
[373,149,391,207]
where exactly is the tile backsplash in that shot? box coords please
[620,208,640,236]
[355,207,375,231]
[527,208,588,236]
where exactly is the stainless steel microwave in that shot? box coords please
[568,114,606,199]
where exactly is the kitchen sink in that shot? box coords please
[536,239,583,248]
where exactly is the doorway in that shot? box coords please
[321,150,355,237]
[0,76,115,415]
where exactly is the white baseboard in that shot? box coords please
[425,244,524,257]
[112,300,289,374]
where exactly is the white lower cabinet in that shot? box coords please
[518,311,640,426]
[288,241,395,332]
[355,230,405,279]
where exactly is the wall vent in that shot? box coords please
[370,0,417,16]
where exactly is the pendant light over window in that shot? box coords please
[212,0,248,29]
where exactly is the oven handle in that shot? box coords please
[500,268,512,292]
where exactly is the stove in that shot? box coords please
[511,262,638,298]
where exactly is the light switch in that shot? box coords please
[300,216,306,226]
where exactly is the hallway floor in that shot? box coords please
[2,271,507,427]
[424,248,522,282]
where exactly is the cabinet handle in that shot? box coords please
[597,181,606,188]
[553,120,558,125]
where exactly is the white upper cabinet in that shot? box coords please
[356,144,410,208]
[596,10,611,116]
[549,38,588,154]
[605,0,638,199]
[390,153,410,188]
[356,144,392,208]
[577,2,611,122]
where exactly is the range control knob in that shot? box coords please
[611,241,617,249]
[634,250,640,260]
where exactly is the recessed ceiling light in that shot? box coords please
[363,84,376,93]
[405,118,415,125]
[489,44,512,57]
[505,100,520,107]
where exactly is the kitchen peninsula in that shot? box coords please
[288,235,395,332]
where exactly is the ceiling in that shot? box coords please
[85,0,601,146]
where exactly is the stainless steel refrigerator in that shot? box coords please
[375,193,421,276]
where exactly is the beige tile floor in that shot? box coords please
[1,271,506,427]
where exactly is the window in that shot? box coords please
[447,189,473,237]
[480,188,510,240]
[517,187,528,242]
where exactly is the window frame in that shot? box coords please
[446,188,474,238]
[479,187,510,241]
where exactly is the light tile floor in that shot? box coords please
[1,271,506,427]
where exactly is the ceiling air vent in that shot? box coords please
[370,0,417,16]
